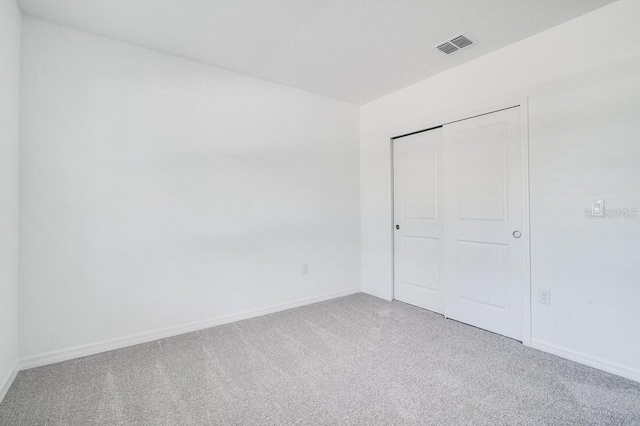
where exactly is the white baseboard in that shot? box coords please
[0,363,19,403]
[531,339,640,383]
[20,287,361,371]
[361,288,393,301]
[21,290,638,386]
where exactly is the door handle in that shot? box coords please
[513,230,521,238]
[396,224,400,230]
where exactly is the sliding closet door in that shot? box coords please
[393,128,443,313]
[442,107,525,340]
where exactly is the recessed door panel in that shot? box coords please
[456,124,507,221]
[403,141,437,219]
[455,241,508,309]
[403,236,439,292]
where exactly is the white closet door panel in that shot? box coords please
[393,128,443,313]
[443,107,525,340]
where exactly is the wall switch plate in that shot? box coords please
[538,289,551,305]
[592,199,605,217]
[302,264,309,275]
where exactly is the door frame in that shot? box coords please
[390,97,531,346]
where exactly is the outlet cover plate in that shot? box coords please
[538,289,551,305]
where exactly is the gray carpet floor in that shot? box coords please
[1,293,640,425]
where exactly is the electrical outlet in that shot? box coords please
[538,289,551,305]
[302,264,309,275]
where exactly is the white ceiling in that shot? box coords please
[17,0,617,104]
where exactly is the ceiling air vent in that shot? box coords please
[435,33,476,55]
[436,42,459,55]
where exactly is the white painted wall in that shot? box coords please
[361,0,640,381]
[19,17,360,362]
[0,0,21,399]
